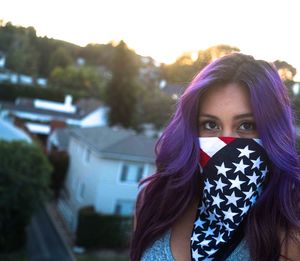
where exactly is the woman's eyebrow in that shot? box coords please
[198,113,254,120]
[198,114,219,120]
[233,113,254,120]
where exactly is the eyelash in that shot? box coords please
[200,120,256,131]
[202,121,218,130]
[240,121,256,131]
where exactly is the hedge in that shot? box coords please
[0,140,52,252]
[76,206,132,250]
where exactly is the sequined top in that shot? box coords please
[141,230,250,261]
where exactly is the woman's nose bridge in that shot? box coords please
[221,125,235,137]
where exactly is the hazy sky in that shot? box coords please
[2,0,300,79]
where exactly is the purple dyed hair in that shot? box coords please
[130,53,300,261]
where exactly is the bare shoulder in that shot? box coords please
[279,228,300,261]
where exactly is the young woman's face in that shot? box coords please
[198,83,259,138]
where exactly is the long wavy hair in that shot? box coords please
[130,53,300,261]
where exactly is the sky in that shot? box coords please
[1,0,300,79]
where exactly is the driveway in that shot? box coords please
[26,205,75,261]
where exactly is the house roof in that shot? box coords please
[51,127,73,150]
[71,126,157,162]
[0,119,32,142]
[0,97,105,121]
[160,83,186,97]
[1,100,82,120]
[76,98,104,117]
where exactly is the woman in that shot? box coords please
[130,53,300,260]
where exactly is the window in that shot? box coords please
[84,148,91,163]
[120,165,129,181]
[72,176,80,191]
[137,166,144,182]
[120,163,144,183]
[76,182,85,201]
[115,200,134,216]
[79,183,85,199]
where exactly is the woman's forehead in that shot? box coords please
[198,83,253,117]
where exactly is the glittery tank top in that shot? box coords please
[141,230,250,261]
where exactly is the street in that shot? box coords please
[26,205,74,261]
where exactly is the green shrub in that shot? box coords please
[76,206,132,249]
[0,140,52,253]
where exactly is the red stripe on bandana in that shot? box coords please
[219,137,236,144]
[200,149,211,168]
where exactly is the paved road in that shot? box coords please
[26,205,74,261]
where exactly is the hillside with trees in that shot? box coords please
[0,20,299,130]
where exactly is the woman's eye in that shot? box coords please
[239,122,256,131]
[203,121,218,130]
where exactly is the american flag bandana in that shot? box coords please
[191,137,270,260]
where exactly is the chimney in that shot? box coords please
[64,95,73,107]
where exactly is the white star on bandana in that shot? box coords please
[215,162,232,175]
[237,145,255,158]
[232,159,249,174]
[251,156,263,169]
[228,175,246,190]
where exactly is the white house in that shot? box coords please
[159,81,185,100]
[47,127,72,152]
[0,96,109,137]
[0,51,6,68]
[0,118,32,143]
[57,126,157,232]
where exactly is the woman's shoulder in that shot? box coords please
[140,229,251,261]
[279,228,300,261]
[225,239,250,261]
[141,229,174,261]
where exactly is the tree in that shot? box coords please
[274,60,297,82]
[161,44,240,84]
[0,141,52,252]
[105,41,141,129]
[49,65,106,97]
[273,60,298,103]
[80,43,116,69]
[136,87,174,130]
[4,25,40,81]
[0,21,80,79]
[273,60,297,98]
[0,22,16,53]
[161,52,199,84]
[49,47,73,71]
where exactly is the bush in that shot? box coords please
[76,206,132,249]
[0,140,52,253]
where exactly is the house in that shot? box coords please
[138,56,160,88]
[0,96,109,140]
[0,51,47,86]
[0,118,31,143]
[159,80,186,100]
[57,125,157,232]
[47,127,72,152]
[0,51,6,68]
[0,69,47,87]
